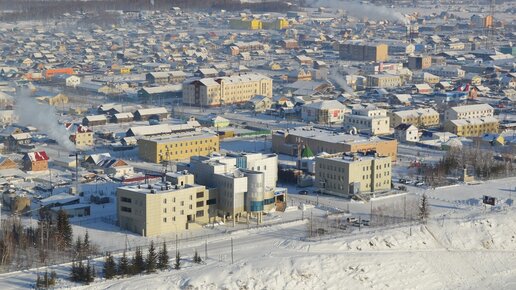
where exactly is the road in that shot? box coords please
[0,221,309,289]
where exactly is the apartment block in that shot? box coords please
[444,117,499,137]
[315,152,392,197]
[444,103,494,122]
[117,172,212,237]
[408,55,432,70]
[343,107,390,136]
[366,74,402,88]
[339,41,388,62]
[183,73,273,107]
[424,66,465,79]
[301,100,350,124]
[272,127,398,161]
[391,108,440,128]
[137,133,219,163]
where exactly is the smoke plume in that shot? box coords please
[309,0,409,24]
[15,89,76,152]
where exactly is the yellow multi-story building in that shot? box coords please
[183,73,273,107]
[444,117,499,137]
[315,152,392,197]
[229,18,263,30]
[263,18,289,30]
[117,172,213,236]
[391,108,440,128]
[138,133,219,163]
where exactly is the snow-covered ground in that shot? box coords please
[1,177,515,289]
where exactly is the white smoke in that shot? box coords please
[309,0,409,25]
[15,89,76,152]
[150,0,155,6]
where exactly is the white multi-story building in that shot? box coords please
[178,153,283,223]
[182,73,272,107]
[301,100,349,124]
[444,104,494,122]
[424,65,465,79]
[343,106,390,135]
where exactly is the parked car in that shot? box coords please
[347,217,357,223]
[298,190,309,195]
[415,181,425,187]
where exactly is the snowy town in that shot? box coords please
[0,0,514,289]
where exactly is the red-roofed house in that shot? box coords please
[23,151,49,171]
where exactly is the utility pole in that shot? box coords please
[403,196,407,220]
[230,238,234,264]
[205,239,208,262]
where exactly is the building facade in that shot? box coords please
[272,127,398,161]
[339,41,388,62]
[444,117,499,137]
[301,100,349,124]
[315,152,392,197]
[183,73,273,107]
[117,173,212,236]
[391,108,440,128]
[343,107,390,136]
[444,104,494,122]
[138,133,220,163]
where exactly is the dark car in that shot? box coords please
[298,190,309,195]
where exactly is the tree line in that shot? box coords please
[0,209,98,273]
[68,241,203,286]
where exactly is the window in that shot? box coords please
[181,201,184,206]
[121,197,132,203]
[163,208,167,213]
[163,198,167,204]
[163,218,167,223]
[121,206,132,213]
[196,210,204,217]
[197,201,204,207]
[196,192,204,198]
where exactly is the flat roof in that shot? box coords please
[278,127,390,145]
[143,132,218,144]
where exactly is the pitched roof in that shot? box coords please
[25,151,49,162]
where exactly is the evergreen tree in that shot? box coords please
[83,231,90,256]
[74,236,83,260]
[70,261,79,282]
[43,271,48,288]
[37,270,56,289]
[193,249,202,264]
[157,242,169,270]
[56,210,72,250]
[174,251,181,270]
[71,260,85,282]
[85,260,94,284]
[118,250,130,276]
[131,247,145,274]
[145,241,157,273]
[419,193,430,223]
[103,252,116,279]
[49,271,57,286]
